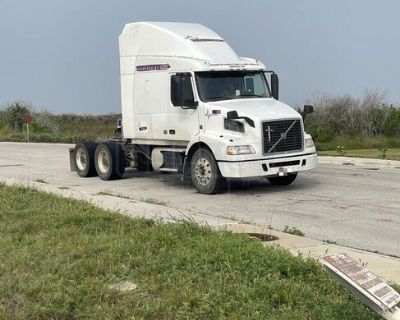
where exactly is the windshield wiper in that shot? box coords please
[206,96,234,101]
[206,94,267,102]
[237,94,266,98]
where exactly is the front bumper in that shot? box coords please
[217,153,318,178]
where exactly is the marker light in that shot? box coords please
[305,138,315,148]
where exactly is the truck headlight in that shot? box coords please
[305,138,314,148]
[227,145,255,155]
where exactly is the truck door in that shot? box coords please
[152,73,200,143]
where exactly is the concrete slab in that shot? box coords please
[319,155,400,168]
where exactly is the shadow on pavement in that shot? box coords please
[121,168,320,195]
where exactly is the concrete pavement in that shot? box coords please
[0,142,399,256]
[320,155,400,168]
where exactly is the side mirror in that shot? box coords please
[271,73,279,100]
[227,111,239,120]
[303,105,314,114]
[182,99,198,109]
[301,104,314,120]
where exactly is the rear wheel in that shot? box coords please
[191,148,224,194]
[267,173,297,186]
[74,141,97,177]
[95,142,125,180]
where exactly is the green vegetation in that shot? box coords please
[283,225,305,237]
[314,135,400,152]
[33,178,48,184]
[141,197,169,206]
[315,133,400,160]
[323,239,337,245]
[0,101,120,143]
[0,184,381,319]
[2,91,400,162]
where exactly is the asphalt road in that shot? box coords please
[0,142,399,256]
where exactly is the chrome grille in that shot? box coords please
[262,120,303,154]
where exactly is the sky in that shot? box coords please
[0,0,399,114]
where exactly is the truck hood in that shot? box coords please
[207,98,301,122]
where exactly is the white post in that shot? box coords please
[383,307,400,320]
[27,123,30,143]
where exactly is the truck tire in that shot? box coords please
[191,148,224,194]
[94,142,125,180]
[74,141,97,177]
[136,153,153,171]
[267,173,297,186]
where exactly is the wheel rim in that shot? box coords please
[97,150,110,174]
[75,148,87,171]
[195,157,212,186]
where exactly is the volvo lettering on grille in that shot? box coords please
[262,120,303,154]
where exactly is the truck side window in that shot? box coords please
[171,74,195,107]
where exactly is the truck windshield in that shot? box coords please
[195,71,270,102]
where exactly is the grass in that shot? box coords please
[33,178,47,184]
[96,191,130,199]
[141,197,168,206]
[0,113,120,143]
[318,148,400,161]
[323,239,337,245]
[316,135,400,151]
[0,184,382,319]
[282,226,305,237]
[96,192,168,206]
[315,135,400,160]
[0,127,84,144]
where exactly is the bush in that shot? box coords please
[29,122,52,134]
[2,101,31,132]
[0,110,7,127]
[304,118,335,143]
[304,90,400,147]
[33,111,59,133]
[382,107,400,136]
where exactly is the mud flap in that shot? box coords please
[69,148,76,172]
[181,156,192,186]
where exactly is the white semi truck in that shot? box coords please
[70,22,318,194]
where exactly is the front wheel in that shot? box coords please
[267,173,297,186]
[191,148,224,194]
